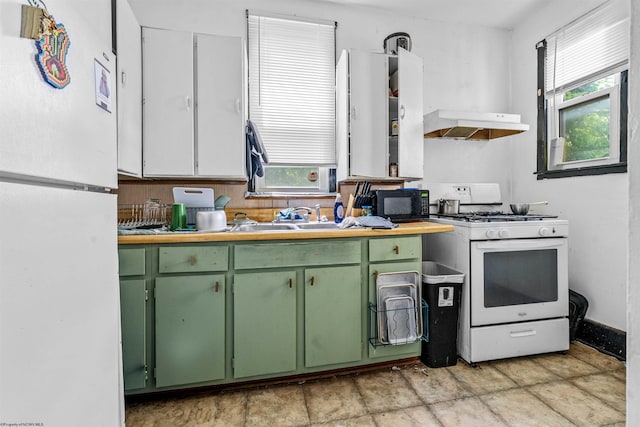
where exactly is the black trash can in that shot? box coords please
[421,261,464,368]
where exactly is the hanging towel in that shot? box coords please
[246,120,269,190]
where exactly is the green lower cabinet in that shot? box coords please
[155,275,226,388]
[304,266,361,367]
[368,261,422,359]
[119,279,147,391]
[233,270,297,379]
[118,235,427,394]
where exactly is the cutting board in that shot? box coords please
[172,187,215,208]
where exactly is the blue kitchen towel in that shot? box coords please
[278,208,305,220]
[356,216,398,229]
[246,120,269,191]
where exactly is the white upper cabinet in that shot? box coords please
[116,0,143,177]
[396,48,424,179]
[142,28,245,178]
[349,50,388,178]
[337,48,424,180]
[143,28,194,176]
[195,34,245,178]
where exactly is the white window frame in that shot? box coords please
[247,11,337,194]
[537,0,629,179]
[254,166,331,193]
[546,70,622,171]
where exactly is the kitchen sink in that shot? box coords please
[295,222,341,230]
[230,223,299,232]
[229,222,341,232]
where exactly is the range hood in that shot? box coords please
[423,109,529,140]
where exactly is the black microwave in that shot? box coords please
[374,189,429,222]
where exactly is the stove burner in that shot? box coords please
[435,211,558,223]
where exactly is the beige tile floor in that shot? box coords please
[125,342,626,426]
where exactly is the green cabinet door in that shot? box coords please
[304,266,362,367]
[233,271,297,378]
[120,279,147,391]
[155,275,225,388]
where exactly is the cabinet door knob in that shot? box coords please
[185,96,191,111]
[235,98,241,114]
[400,105,406,119]
[373,270,379,279]
[393,245,399,254]
[289,278,293,288]
[190,255,197,266]
[214,281,220,293]
[310,276,315,286]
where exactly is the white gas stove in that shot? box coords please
[423,183,570,364]
[429,211,568,240]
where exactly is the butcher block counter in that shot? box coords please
[118,221,454,244]
[117,221,453,395]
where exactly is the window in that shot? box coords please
[247,12,336,193]
[536,0,629,179]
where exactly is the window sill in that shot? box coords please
[535,162,627,179]
[245,192,337,199]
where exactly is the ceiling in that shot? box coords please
[310,0,552,30]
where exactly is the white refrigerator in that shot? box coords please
[0,1,124,425]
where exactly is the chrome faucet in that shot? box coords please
[291,207,312,222]
[274,206,312,222]
[314,204,322,222]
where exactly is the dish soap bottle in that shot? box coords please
[334,193,344,223]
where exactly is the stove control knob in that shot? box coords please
[498,229,509,238]
[538,227,553,236]
[486,229,499,239]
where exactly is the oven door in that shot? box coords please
[470,238,568,326]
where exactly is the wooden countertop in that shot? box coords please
[118,221,454,244]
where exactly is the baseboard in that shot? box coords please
[576,319,626,361]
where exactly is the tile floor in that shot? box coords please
[125,342,626,426]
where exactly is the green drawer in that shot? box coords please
[369,236,421,262]
[234,240,361,270]
[158,245,229,273]
[118,248,146,277]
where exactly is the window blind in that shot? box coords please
[247,13,336,166]
[544,0,629,94]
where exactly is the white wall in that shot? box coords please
[129,0,514,194]
[510,0,628,332]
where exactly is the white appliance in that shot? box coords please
[423,109,529,140]
[0,2,124,425]
[423,183,569,364]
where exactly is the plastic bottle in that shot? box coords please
[333,193,344,223]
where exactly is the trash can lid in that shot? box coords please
[422,261,465,284]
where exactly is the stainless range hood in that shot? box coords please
[423,109,529,140]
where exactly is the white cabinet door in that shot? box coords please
[335,50,349,182]
[195,34,245,178]
[142,28,194,176]
[116,0,142,177]
[397,48,424,179]
[349,50,388,178]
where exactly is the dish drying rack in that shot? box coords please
[118,200,170,229]
[368,271,428,347]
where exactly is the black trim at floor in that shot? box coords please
[576,319,626,361]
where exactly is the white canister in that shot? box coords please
[196,210,227,231]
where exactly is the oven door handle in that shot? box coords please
[475,240,564,250]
